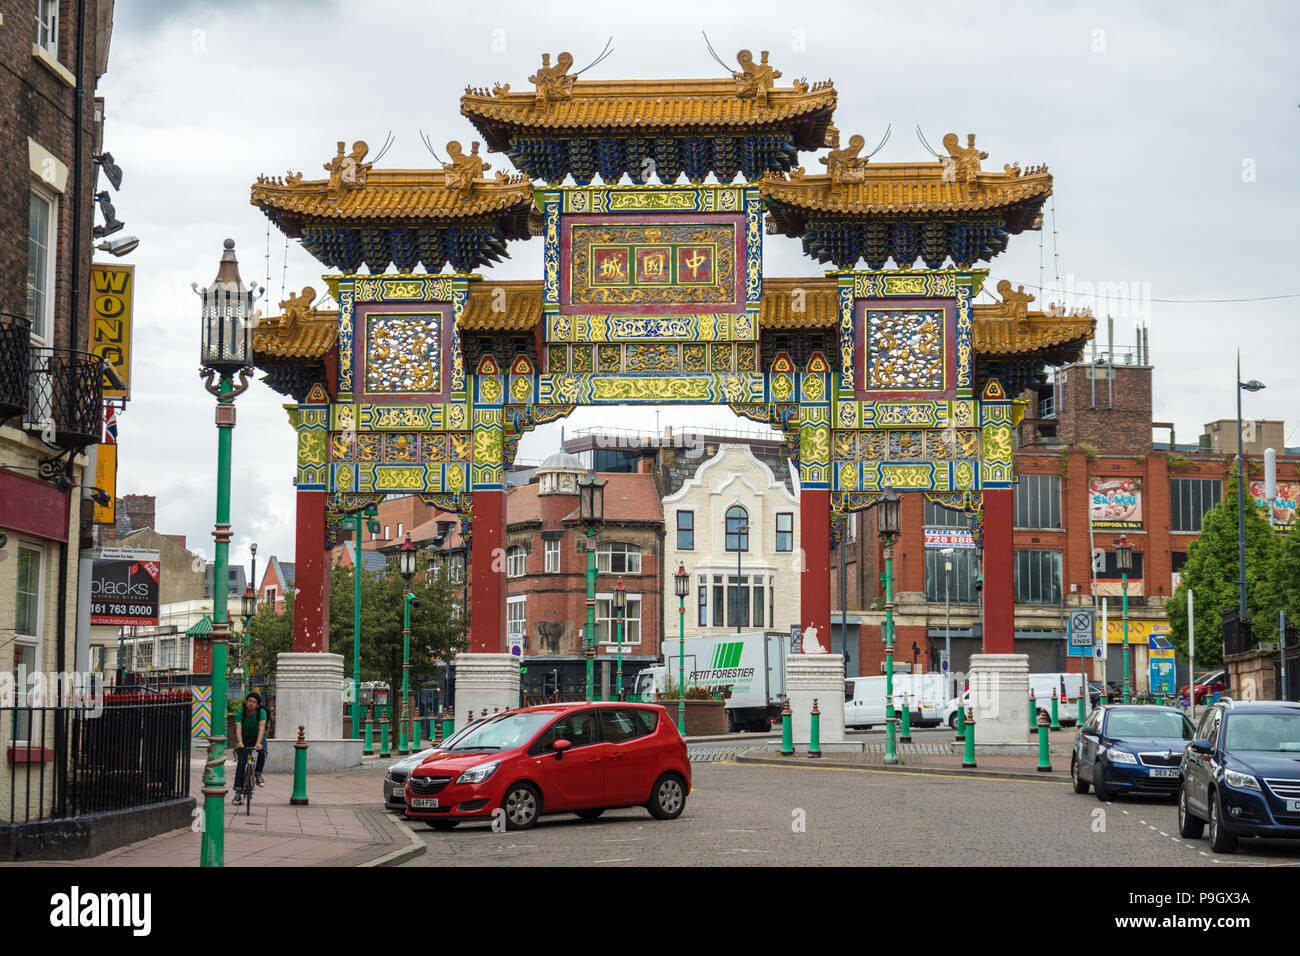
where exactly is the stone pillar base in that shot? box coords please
[264,738,363,773]
[968,653,1030,745]
[786,654,845,745]
[272,652,357,767]
[454,652,520,722]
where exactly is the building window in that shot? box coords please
[697,581,707,627]
[676,510,694,550]
[775,512,793,552]
[712,576,725,627]
[1171,478,1223,532]
[544,538,560,573]
[1014,474,1062,529]
[597,594,641,645]
[596,542,641,574]
[27,189,57,343]
[752,576,766,627]
[923,500,967,529]
[451,555,464,584]
[1014,550,1062,605]
[384,525,390,540]
[397,523,403,538]
[34,0,58,54]
[723,575,765,628]
[846,511,858,542]
[14,545,43,739]
[507,546,526,578]
[159,638,177,671]
[265,587,276,606]
[506,597,526,647]
[925,548,979,603]
[725,506,749,552]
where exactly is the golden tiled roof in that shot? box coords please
[759,163,1052,218]
[759,277,839,329]
[461,78,837,134]
[250,168,535,228]
[253,310,339,360]
[461,281,544,331]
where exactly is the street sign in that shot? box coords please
[790,624,800,655]
[507,634,524,657]
[940,652,950,673]
[1069,609,1095,646]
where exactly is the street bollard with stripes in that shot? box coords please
[809,698,822,759]
[380,711,391,758]
[962,706,976,768]
[1037,712,1052,772]
[413,705,422,749]
[1050,688,1060,730]
[900,692,912,744]
[433,709,443,744]
[290,725,309,806]
[780,697,794,756]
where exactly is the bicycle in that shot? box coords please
[236,748,257,815]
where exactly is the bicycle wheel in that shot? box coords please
[244,757,255,815]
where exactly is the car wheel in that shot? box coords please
[1071,756,1089,794]
[502,782,541,831]
[575,808,604,820]
[1177,782,1204,839]
[1093,763,1113,802]
[948,712,958,730]
[1208,792,1238,854]
[647,772,687,820]
[425,820,458,831]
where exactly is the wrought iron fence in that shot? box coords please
[4,692,191,824]
[0,312,30,423]
[23,346,103,450]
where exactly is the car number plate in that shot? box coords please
[410,797,439,808]
[1149,768,1178,778]
[1289,799,1300,812]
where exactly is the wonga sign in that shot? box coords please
[90,548,160,626]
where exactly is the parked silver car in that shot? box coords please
[382,723,476,811]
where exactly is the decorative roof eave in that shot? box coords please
[460,281,544,331]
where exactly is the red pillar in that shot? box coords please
[800,488,831,651]
[470,489,506,653]
[293,489,329,653]
[982,488,1014,653]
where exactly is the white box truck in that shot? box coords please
[844,673,945,729]
[632,631,786,733]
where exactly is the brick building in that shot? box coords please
[504,452,665,700]
[834,356,1300,694]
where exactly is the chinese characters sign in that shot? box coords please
[1089,477,1143,529]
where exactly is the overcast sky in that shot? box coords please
[99,0,1300,572]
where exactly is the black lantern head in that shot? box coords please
[578,470,606,525]
[613,579,627,614]
[194,239,261,373]
[877,480,901,540]
[674,563,690,599]
[399,533,418,581]
[240,586,256,620]
[1115,534,1133,571]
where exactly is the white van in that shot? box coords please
[844,675,944,729]
[942,673,1085,728]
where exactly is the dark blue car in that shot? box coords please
[1178,700,1300,854]
[1072,705,1194,800]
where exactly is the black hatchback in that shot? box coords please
[1178,700,1300,854]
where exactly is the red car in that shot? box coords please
[404,702,691,831]
[1177,670,1226,705]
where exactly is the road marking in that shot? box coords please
[604,837,646,843]
[714,760,1070,786]
[1160,832,1168,837]
[593,857,633,863]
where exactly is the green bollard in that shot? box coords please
[1050,689,1060,731]
[1037,713,1052,772]
[780,698,794,756]
[380,713,391,758]
[1028,689,1037,733]
[900,692,912,744]
[441,712,454,742]
[399,711,409,756]
[1078,683,1086,727]
[809,698,822,759]
[290,725,309,806]
[363,707,374,756]
[962,706,976,768]
[955,699,966,743]
[413,708,422,749]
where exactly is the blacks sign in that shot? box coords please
[90,548,161,626]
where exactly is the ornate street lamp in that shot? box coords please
[877,480,901,766]
[193,238,261,868]
[1115,534,1133,704]
[340,506,379,740]
[613,578,627,701]
[578,470,606,702]
[399,533,418,755]
[240,585,256,689]
[674,564,689,733]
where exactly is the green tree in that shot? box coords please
[244,592,295,688]
[1167,475,1280,668]
[1259,525,1300,643]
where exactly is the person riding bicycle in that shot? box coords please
[233,692,269,804]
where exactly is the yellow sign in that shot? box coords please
[93,443,117,524]
[89,264,134,399]
[1101,617,1169,645]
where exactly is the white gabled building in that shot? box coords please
[662,443,801,643]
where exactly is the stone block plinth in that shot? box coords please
[967,653,1030,745]
[786,653,846,745]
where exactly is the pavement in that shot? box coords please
[18,753,422,868]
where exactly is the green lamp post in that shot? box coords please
[1116,534,1133,704]
[578,470,606,702]
[674,564,689,733]
[340,506,380,740]
[613,578,627,702]
[239,586,256,690]
[194,238,261,868]
[877,480,902,767]
[398,533,418,755]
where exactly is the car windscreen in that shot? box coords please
[444,712,555,752]
[1223,713,1300,752]
[1105,710,1193,740]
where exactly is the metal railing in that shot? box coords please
[0,313,30,423]
[23,346,103,450]
[4,692,191,824]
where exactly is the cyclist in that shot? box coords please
[233,692,269,804]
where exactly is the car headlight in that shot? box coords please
[1223,768,1260,791]
[456,760,501,785]
[1107,749,1138,764]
